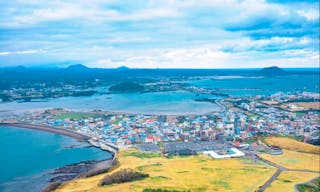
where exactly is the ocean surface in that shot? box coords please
[188,74,319,96]
[0,74,318,115]
[0,91,220,115]
[0,126,112,192]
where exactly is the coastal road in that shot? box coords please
[215,99,228,111]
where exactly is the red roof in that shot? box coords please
[147,135,154,140]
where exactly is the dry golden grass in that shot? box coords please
[260,149,320,171]
[279,102,320,111]
[56,149,276,192]
[264,137,320,154]
[294,102,320,110]
[264,171,319,192]
[261,100,280,105]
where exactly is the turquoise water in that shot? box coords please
[0,74,318,114]
[188,74,319,96]
[0,126,112,192]
[0,91,220,115]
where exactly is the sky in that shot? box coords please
[0,0,319,68]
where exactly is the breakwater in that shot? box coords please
[0,123,90,141]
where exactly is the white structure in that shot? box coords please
[203,148,245,159]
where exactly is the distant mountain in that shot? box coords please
[15,65,27,71]
[116,66,130,70]
[260,66,286,75]
[2,65,29,72]
[65,64,89,71]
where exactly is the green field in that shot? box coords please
[55,112,94,120]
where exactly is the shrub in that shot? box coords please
[99,168,148,186]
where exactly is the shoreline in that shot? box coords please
[0,123,117,192]
[0,107,220,116]
[0,122,118,154]
[0,123,91,141]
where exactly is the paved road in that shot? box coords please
[287,169,320,173]
[255,154,320,192]
[258,169,283,192]
[246,153,320,192]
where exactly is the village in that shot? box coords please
[0,91,319,159]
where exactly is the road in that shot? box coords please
[255,155,320,192]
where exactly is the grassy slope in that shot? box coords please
[57,138,319,192]
[55,112,94,120]
[262,137,320,192]
[296,177,320,192]
[56,149,275,192]
[260,149,320,171]
[265,172,319,192]
[264,137,320,154]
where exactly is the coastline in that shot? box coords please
[0,122,118,154]
[0,123,91,141]
[0,123,117,192]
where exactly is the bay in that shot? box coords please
[0,126,111,192]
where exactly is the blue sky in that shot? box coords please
[0,0,319,68]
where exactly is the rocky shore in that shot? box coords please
[42,159,115,192]
[0,123,117,192]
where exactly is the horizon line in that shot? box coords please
[1,65,319,70]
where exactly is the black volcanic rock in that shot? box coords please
[260,66,286,75]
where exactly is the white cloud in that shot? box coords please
[0,49,45,56]
[90,47,242,68]
[106,36,152,43]
[0,0,318,68]
[0,52,10,56]
[297,9,319,21]
[1,1,182,27]
[88,44,319,68]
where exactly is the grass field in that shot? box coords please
[55,112,94,120]
[261,137,320,191]
[296,177,320,192]
[56,149,276,192]
[264,172,319,192]
[263,137,320,154]
[260,149,320,171]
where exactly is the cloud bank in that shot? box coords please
[0,0,318,68]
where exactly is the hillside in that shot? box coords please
[65,64,89,71]
[264,137,320,154]
[56,149,275,192]
[260,66,286,75]
[109,82,145,93]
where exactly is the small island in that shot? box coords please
[194,98,216,103]
[109,81,145,93]
[260,66,286,75]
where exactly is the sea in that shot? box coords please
[0,91,220,115]
[0,126,112,192]
[0,73,318,115]
[188,74,319,96]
